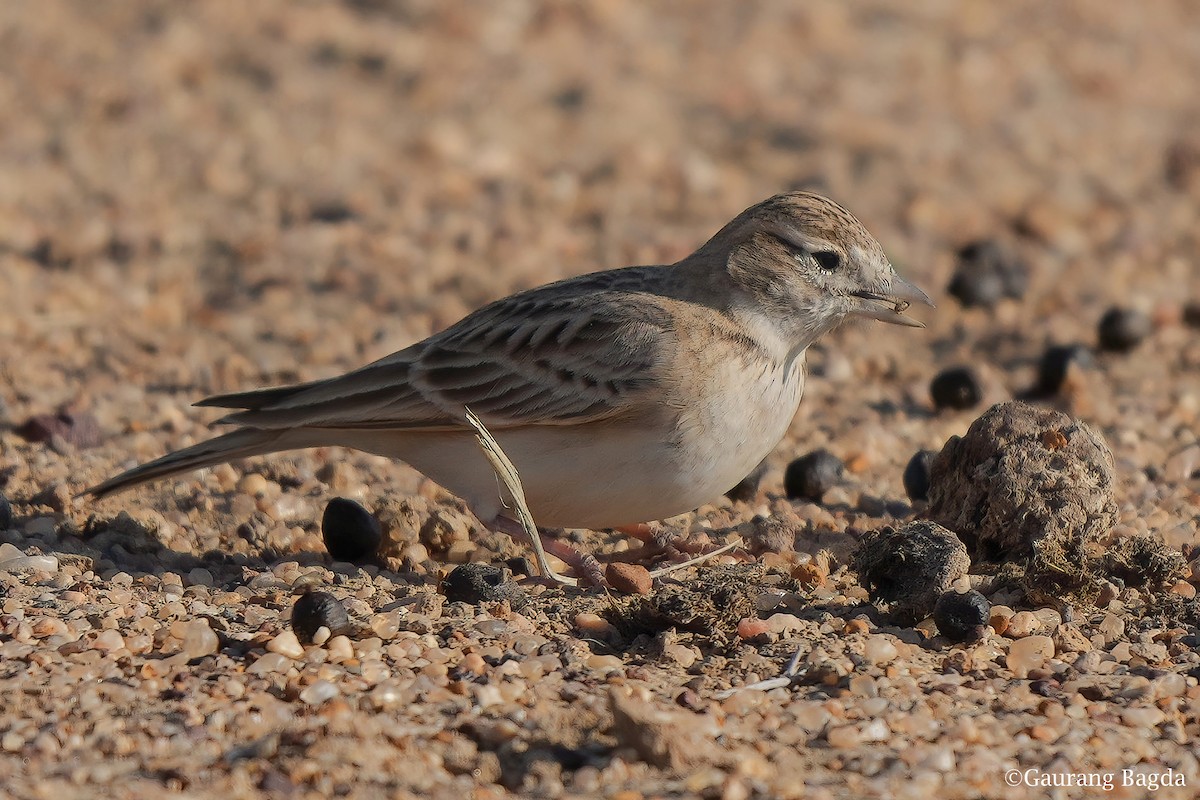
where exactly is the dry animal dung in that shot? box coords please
[784,449,844,503]
[926,402,1117,566]
[933,590,991,643]
[322,497,383,563]
[852,521,971,625]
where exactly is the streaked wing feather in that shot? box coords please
[216,270,674,432]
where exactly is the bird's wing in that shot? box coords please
[210,277,676,432]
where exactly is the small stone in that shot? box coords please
[0,493,11,530]
[783,449,844,503]
[237,473,269,497]
[946,239,1028,308]
[326,635,354,662]
[826,724,863,748]
[321,498,382,563]
[725,459,768,502]
[605,563,652,595]
[1120,706,1165,727]
[1097,307,1151,353]
[737,618,770,640]
[930,367,982,411]
[90,630,125,652]
[1006,611,1040,638]
[291,591,351,644]
[16,408,102,449]
[248,652,292,676]
[1033,344,1094,397]
[586,654,623,672]
[933,590,990,642]
[902,450,936,502]
[1097,612,1125,643]
[1006,635,1054,679]
[862,635,899,665]
[299,679,339,706]
[179,619,220,658]
[266,631,305,660]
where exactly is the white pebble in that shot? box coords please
[266,631,305,659]
[299,679,339,705]
[863,635,899,665]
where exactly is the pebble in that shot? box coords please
[1098,613,1125,642]
[90,630,125,652]
[327,636,354,662]
[1097,307,1151,352]
[175,619,219,658]
[0,553,60,574]
[783,449,844,503]
[321,498,382,564]
[902,449,936,502]
[863,635,899,665]
[299,680,340,706]
[586,654,623,673]
[266,631,305,660]
[247,652,292,676]
[929,367,982,411]
[291,591,351,643]
[1005,611,1040,638]
[1006,635,1054,679]
[605,563,652,595]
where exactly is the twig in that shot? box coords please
[465,408,578,586]
[647,539,741,579]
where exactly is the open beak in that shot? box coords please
[850,274,935,328]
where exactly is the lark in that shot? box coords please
[87,192,932,581]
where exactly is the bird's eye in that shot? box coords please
[812,250,841,272]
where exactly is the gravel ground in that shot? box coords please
[2,2,1200,798]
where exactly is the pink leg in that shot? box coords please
[490,516,606,588]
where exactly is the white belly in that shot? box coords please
[331,357,804,529]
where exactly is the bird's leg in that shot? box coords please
[489,516,606,588]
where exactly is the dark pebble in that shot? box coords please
[933,590,991,643]
[442,563,527,608]
[947,240,1028,308]
[321,497,382,563]
[784,449,844,503]
[290,591,351,643]
[0,492,11,530]
[902,450,936,502]
[1097,307,1151,353]
[1182,303,1200,328]
[725,459,768,502]
[1033,344,1095,396]
[16,409,102,449]
[930,367,982,411]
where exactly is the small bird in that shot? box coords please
[87,192,931,576]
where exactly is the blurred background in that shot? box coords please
[1,0,1198,501]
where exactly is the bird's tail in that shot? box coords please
[82,428,298,500]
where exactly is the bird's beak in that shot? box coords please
[850,274,935,328]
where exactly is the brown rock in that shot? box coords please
[606,562,652,595]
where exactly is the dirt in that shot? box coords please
[2,2,1200,799]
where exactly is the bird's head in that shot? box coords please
[693,192,933,345]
